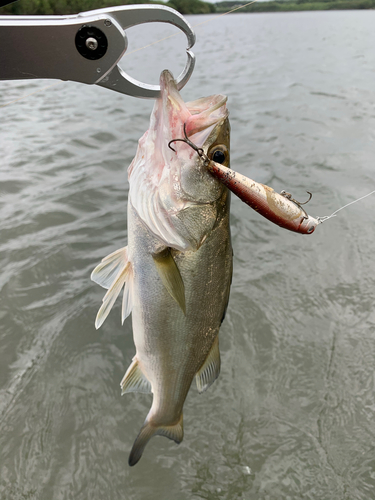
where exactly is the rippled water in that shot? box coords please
[1,10,375,500]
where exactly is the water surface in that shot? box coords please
[1,10,375,500]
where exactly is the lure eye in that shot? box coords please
[307,226,315,234]
[208,144,229,166]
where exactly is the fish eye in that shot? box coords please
[212,150,226,164]
[307,226,315,234]
[208,144,229,166]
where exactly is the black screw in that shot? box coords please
[75,25,108,60]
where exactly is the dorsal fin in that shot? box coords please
[152,248,186,315]
[196,336,220,394]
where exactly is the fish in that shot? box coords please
[91,70,233,466]
[206,160,320,234]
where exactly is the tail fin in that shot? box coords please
[128,414,184,466]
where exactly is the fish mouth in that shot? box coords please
[159,70,228,148]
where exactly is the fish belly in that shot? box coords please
[128,195,232,426]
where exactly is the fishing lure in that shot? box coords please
[206,162,319,234]
[169,126,320,235]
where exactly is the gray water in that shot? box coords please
[1,10,375,500]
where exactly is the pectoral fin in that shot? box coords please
[196,336,221,394]
[152,248,186,315]
[120,358,152,395]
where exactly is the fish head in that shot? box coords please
[128,70,231,250]
[163,71,230,204]
[180,110,230,204]
[129,70,229,202]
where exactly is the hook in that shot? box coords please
[280,190,313,219]
[168,124,210,164]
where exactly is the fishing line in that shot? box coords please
[125,1,259,56]
[2,3,373,229]
[317,190,375,224]
[192,0,260,28]
[0,81,61,108]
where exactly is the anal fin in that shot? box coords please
[196,336,220,394]
[121,358,152,395]
[152,248,186,315]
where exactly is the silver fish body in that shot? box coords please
[92,70,232,465]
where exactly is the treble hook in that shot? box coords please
[168,124,210,164]
[280,190,312,219]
